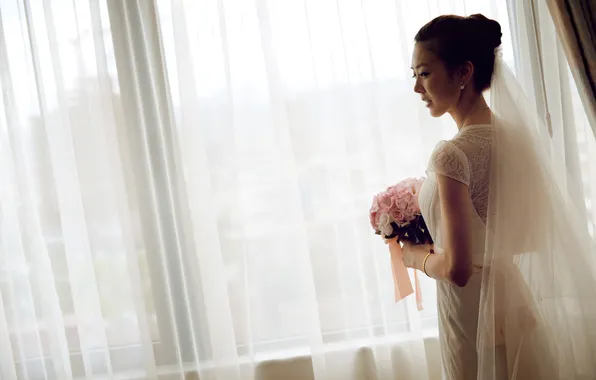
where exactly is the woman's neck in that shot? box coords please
[450,94,491,130]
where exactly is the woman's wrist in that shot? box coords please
[402,243,435,270]
[416,250,430,271]
[414,249,430,271]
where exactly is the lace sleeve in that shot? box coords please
[426,141,470,186]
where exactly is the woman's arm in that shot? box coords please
[405,174,474,287]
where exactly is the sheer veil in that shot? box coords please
[478,56,596,379]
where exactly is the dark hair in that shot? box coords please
[414,14,502,92]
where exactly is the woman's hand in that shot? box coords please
[401,241,434,269]
[383,236,398,245]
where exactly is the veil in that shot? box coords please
[478,57,596,379]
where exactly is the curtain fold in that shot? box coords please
[0,0,594,379]
[546,0,596,140]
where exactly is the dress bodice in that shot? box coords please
[418,125,492,264]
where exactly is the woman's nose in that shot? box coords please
[414,79,425,94]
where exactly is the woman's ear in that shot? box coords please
[460,61,474,88]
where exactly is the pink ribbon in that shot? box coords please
[388,241,424,311]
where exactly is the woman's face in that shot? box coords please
[411,43,461,117]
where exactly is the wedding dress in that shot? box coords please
[419,125,557,379]
[417,57,596,380]
[418,125,493,379]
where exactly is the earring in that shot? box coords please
[460,83,465,90]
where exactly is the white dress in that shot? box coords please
[418,125,565,380]
[418,125,503,380]
[419,59,596,380]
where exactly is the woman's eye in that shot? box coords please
[412,72,429,78]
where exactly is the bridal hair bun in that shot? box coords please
[415,13,502,92]
[467,14,502,50]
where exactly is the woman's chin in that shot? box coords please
[428,105,444,118]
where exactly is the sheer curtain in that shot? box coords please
[506,0,596,232]
[541,3,596,233]
[0,0,593,379]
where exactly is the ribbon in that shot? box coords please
[388,240,424,311]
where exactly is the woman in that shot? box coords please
[399,14,596,380]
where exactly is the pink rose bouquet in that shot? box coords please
[369,177,433,310]
[369,177,433,245]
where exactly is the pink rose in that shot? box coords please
[396,195,410,212]
[370,195,380,212]
[406,200,419,219]
[377,213,394,236]
[369,211,377,229]
[378,192,394,212]
[369,177,425,231]
[369,195,381,228]
[390,208,405,224]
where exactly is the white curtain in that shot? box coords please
[506,0,596,233]
[0,0,594,379]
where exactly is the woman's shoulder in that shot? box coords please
[454,124,492,141]
[430,124,492,161]
[431,139,465,157]
[450,124,492,156]
[427,140,471,185]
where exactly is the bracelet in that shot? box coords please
[422,252,432,277]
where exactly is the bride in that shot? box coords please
[399,13,596,380]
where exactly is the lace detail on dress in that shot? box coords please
[427,141,470,186]
[426,126,492,223]
[452,126,492,223]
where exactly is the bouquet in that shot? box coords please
[369,177,433,245]
[369,177,433,310]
